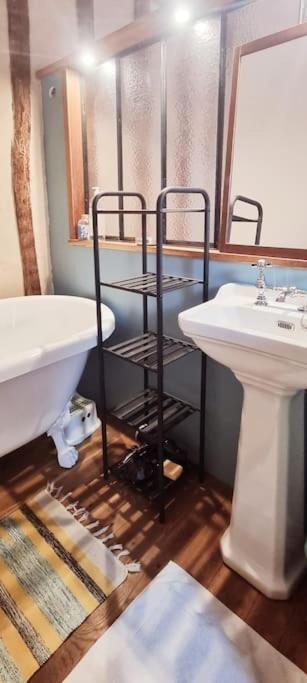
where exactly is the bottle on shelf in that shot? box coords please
[77,214,90,240]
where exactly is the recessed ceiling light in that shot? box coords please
[102,60,116,76]
[194,20,210,38]
[174,6,191,25]
[81,50,96,68]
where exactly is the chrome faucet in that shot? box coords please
[251,259,271,306]
[275,286,298,303]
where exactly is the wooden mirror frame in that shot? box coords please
[219,22,307,261]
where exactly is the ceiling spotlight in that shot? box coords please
[194,20,210,38]
[174,6,191,25]
[81,50,96,68]
[102,60,116,76]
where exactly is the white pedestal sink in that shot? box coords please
[179,283,306,599]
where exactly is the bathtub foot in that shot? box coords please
[47,408,79,469]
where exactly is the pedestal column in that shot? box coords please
[221,374,306,599]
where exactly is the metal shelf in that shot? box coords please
[93,187,210,523]
[111,388,198,440]
[101,272,201,296]
[95,208,208,214]
[106,332,197,371]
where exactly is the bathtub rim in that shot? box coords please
[0,295,114,383]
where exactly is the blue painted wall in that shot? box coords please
[42,73,307,487]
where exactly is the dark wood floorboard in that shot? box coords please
[0,429,306,682]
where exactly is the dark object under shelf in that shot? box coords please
[111,440,188,501]
[92,187,210,523]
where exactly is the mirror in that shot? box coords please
[221,24,307,258]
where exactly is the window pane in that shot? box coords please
[121,43,161,241]
[166,17,220,243]
[85,60,119,238]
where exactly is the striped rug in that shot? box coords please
[0,487,130,683]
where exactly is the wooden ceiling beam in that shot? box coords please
[36,0,239,79]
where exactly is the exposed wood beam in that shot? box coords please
[36,0,240,79]
[63,69,85,238]
[7,0,41,295]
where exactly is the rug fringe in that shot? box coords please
[46,481,141,574]
[126,562,142,573]
[93,526,110,537]
[85,520,100,531]
[101,532,114,543]
[118,549,130,559]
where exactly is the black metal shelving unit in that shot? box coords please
[93,186,210,522]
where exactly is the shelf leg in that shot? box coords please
[157,333,165,522]
[157,196,165,523]
[199,352,207,483]
[159,499,165,524]
[304,390,307,532]
[96,341,109,479]
[93,214,109,479]
[101,410,109,480]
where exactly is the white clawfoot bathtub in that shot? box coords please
[0,295,114,467]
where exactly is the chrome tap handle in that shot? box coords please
[275,286,293,303]
[251,259,271,267]
[251,259,271,306]
[276,286,305,303]
[251,259,271,282]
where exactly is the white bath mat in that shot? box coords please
[64,560,306,683]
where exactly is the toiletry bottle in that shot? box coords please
[77,214,90,240]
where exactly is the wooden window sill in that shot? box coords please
[68,239,307,267]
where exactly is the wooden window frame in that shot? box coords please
[63,69,85,238]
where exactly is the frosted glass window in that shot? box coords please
[85,61,119,238]
[121,43,161,241]
[166,18,220,243]
[84,25,220,244]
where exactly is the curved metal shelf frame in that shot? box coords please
[93,187,210,523]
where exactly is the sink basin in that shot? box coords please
[179,283,307,386]
[179,283,307,599]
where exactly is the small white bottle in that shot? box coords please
[77,214,89,240]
